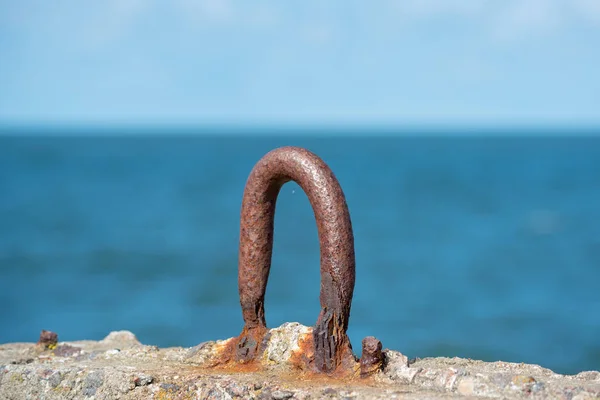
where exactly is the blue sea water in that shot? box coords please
[0,132,599,375]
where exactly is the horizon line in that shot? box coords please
[1,121,599,136]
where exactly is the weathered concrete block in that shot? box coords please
[1,325,599,399]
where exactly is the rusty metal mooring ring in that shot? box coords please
[236,146,356,374]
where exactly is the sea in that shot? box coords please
[0,130,599,375]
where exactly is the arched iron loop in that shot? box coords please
[236,146,356,373]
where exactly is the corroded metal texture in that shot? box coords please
[37,330,58,349]
[236,146,356,374]
[359,336,384,378]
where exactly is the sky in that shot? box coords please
[1,0,600,127]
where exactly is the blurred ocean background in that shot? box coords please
[0,131,598,375]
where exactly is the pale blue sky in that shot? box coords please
[1,0,599,127]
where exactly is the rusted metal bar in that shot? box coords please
[236,146,356,374]
[360,336,384,378]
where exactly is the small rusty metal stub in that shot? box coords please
[360,336,384,378]
[37,330,58,349]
